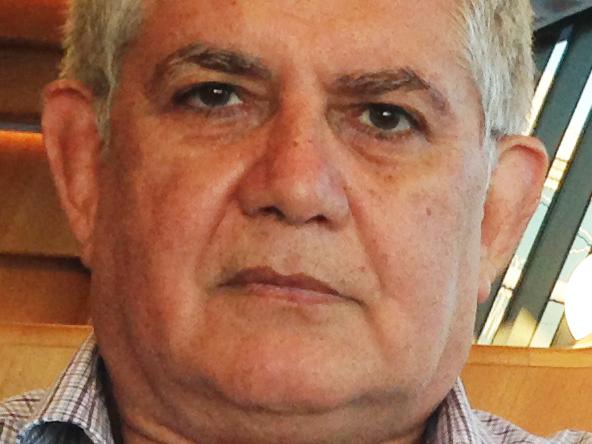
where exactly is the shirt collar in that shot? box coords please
[425,379,493,444]
[17,333,113,444]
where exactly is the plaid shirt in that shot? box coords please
[1,334,590,444]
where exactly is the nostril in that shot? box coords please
[307,214,328,224]
[261,206,285,219]
[258,207,327,225]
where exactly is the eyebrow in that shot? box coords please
[150,44,451,114]
[329,69,451,113]
[150,43,273,91]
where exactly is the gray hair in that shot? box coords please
[61,0,142,139]
[61,0,535,156]
[457,0,535,167]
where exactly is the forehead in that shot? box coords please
[143,0,459,34]
[138,0,465,77]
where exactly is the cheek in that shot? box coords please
[359,182,467,293]
[109,117,249,255]
[349,157,485,364]
[93,135,250,341]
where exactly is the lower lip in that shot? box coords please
[222,283,345,305]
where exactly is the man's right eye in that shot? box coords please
[174,82,243,110]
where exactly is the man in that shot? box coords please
[1,0,590,443]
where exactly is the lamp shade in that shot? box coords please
[565,254,592,340]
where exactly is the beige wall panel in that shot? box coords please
[0,131,79,256]
[0,45,61,121]
[0,255,90,325]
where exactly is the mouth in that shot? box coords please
[220,266,346,305]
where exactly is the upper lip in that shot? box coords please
[223,266,341,297]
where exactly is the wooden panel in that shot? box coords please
[463,345,592,436]
[467,343,592,367]
[0,45,61,122]
[0,0,67,45]
[0,131,79,256]
[0,323,90,400]
[0,255,90,325]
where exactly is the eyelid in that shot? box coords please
[359,104,417,131]
[167,81,276,130]
[353,103,427,139]
[172,82,241,107]
[168,70,270,100]
[326,102,430,156]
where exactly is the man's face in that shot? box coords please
[92,0,488,440]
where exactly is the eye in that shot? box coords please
[360,104,414,134]
[174,82,243,109]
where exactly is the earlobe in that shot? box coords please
[478,135,549,303]
[42,80,102,267]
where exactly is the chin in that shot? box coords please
[173,345,429,444]
[216,372,364,415]
[150,296,386,410]
[168,329,390,415]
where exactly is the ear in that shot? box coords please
[478,135,549,303]
[42,79,102,267]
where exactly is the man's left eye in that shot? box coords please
[175,82,243,109]
[360,104,414,133]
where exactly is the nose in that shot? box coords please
[237,104,350,228]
